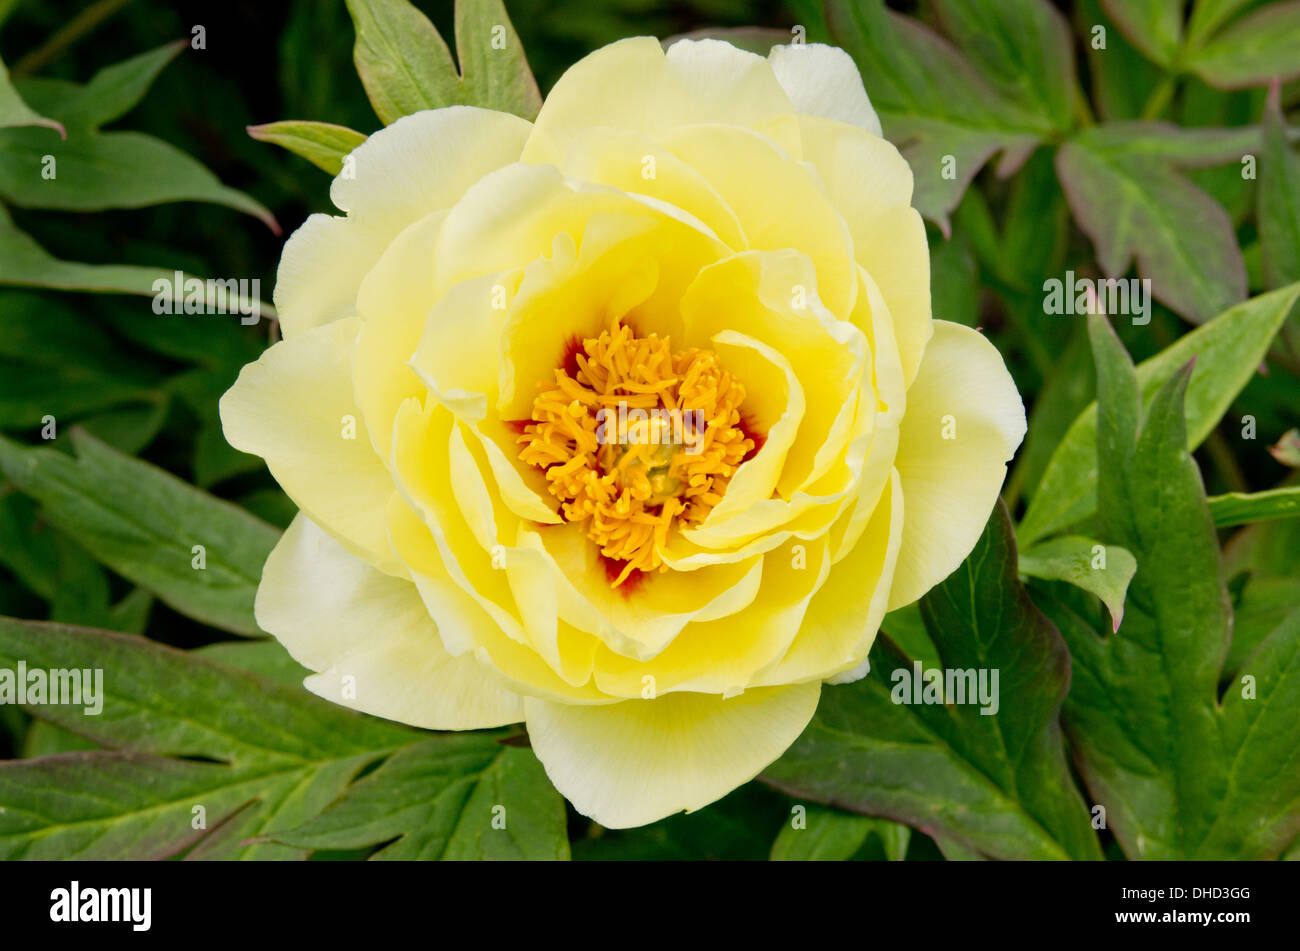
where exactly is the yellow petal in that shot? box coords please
[664,124,858,317]
[522,37,794,166]
[532,520,764,662]
[256,514,523,729]
[219,317,398,572]
[352,209,444,462]
[699,330,805,521]
[275,107,531,338]
[889,321,1026,609]
[754,469,903,685]
[524,682,820,828]
[592,537,831,697]
[386,492,611,705]
[679,250,867,500]
[797,115,932,387]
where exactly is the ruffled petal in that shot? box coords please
[256,514,523,729]
[889,321,1026,608]
[275,107,531,337]
[524,681,820,827]
[768,43,882,136]
[522,37,794,165]
[219,317,398,572]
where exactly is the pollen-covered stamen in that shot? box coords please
[517,319,754,587]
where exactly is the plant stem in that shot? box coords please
[11,0,132,78]
[1140,76,1177,120]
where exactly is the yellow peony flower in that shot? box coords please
[220,37,1025,829]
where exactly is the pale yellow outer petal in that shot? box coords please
[256,514,524,730]
[889,320,1026,609]
[754,469,903,686]
[274,107,531,338]
[767,43,882,136]
[798,115,932,387]
[219,317,398,573]
[521,36,795,166]
[524,682,820,828]
[352,209,445,462]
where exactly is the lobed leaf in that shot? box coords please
[0,430,279,635]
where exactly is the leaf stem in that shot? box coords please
[11,0,133,78]
[1140,76,1177,120]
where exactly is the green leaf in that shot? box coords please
[1071,120,1266,164]
[1019,535,1137,632]
[0,290,160,428]
[0,429,279,636]
[1019,284,1300,547]
[0,619,567,860]
[1207,486,1300,526]
[452,0,543,120]
[1011,324,1094,502]
[1260,84,1300,289]
[195,639,311,688]
[764,502,1102,861]
[1188,2,1300,89]
[346,0,541,125]
[271,736,570,860]
[0,197,270,314]
[1051,327,1300,857]
[1099,0,1184,68]
[1204,607,1300,856]
[1187,0,1261,48]
[770,804,909,860]
[0,617,414,859]
[1227,575,1300,677]
[345,0,458,123]
[1079,0,1164,121]
[823,0,1045,230]
[571,784,788,861]
[932,0,1077,133]
[0,54,63,136]
[247,120,367,175]
[36,41,186,132]
[0,128,276,228]
[1271,428,1300,467]
[0,45,275,229]
[1055,127,1247,325]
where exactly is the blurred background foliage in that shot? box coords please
[0,0,1297,860]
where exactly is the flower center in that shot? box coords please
[517,319,754,587]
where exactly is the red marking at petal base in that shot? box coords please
[600,554,649,597]
[559,334,584,380]
[737,413,766,463]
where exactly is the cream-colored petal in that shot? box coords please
[754,470,903,686]
[798,116,931,387]
[664,124,858,317]
[533,520,764,662]
[219,317,398,572]
[768,44,882,136]
[889,321,1026,609]
[275,107,531,338]
[699,330,805,521]
[831,265,907,562]
[592,537,831,698]
[256,514,523,729]
[554,126,748,249]
[525,681,820,828]
[522,37,795,166]
[679,250,867,499]
[352,209,444,462]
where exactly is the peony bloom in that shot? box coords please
[220,37,1025,828]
